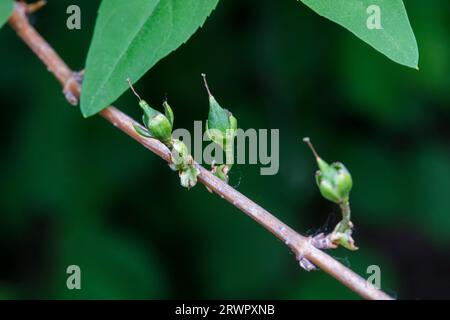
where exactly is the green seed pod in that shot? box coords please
[304,137,352,204]
[202,74,237,149]
[315,172,341,203]
[333,163,353,201]
[146,112,172,143]
[127,78,173,143]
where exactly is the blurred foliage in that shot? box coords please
[0,0,449,299]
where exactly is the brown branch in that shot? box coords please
[8,1,393,300]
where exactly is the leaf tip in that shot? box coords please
[79,94,97,118]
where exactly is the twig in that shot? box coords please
[8,1,392,300]
[24,0,46,14]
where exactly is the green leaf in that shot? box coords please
[0,0,14,30]
[299,0,419,68]
[81,0,219,117]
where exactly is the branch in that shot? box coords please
[8,2,392,300]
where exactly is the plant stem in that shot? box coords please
[8,1,392,300]
[337,200,351,233]
[224,145,234,170]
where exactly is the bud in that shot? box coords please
[170,139,191,171]
[179,165,200,189]
[144,109,172,143]
[304,138,352,204]
[127,78,173,143]
[202,74,237,150]
[169,139,200,189]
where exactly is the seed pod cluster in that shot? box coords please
[127,78,199,189]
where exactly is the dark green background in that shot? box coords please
[0,0,449,299]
